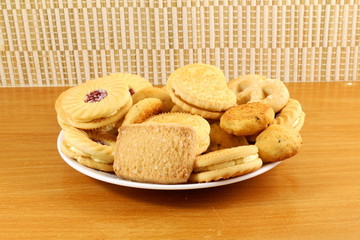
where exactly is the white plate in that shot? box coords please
[57,130,281,190]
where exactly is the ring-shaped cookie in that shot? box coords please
[63,126,116,164]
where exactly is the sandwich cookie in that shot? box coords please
[189,145,263,183]
[57,77,133,129]
[114,124,197,184]
[166,63,236,119]
[61,127,116,172]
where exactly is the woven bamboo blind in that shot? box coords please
[0,0,359,87]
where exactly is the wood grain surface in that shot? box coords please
[0,82,359,239]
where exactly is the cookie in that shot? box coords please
[145,112,210,155]
[207,122,248,152]
[167,63,236,112]
[114,124,197,184]
[255,124,303,163]
[229,76,290,113]
[61,140,114,172]
[167,86,224,119]
[274,98,305,131]
[170,104,188,113]
[64,127,116,163]
[104,72,153,96]
[61,77,131,122]
[189,145,262,183]
[121,98,163,126]
[220,102,275,136]
[61,127,116,172]
[132,87,175,112]
[63,98,133,130]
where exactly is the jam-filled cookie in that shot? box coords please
[61,127,116,172]
[57,77,132,129]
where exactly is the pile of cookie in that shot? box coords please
[56,63,304,184]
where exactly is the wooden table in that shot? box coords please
[1,82,359,239]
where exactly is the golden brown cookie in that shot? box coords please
[220,102,275,136]
[207,122,248,152]
[229,76,290,113]
[132,87,175,112]
[61,77,131,122]
[104,72,153,96]
[166,63,236,117]
[255,124,302,163]
[189,145,262,183]
[114,124,197,184]
[61,127,116,172]
[121,98,162,126]
[145,112,210,155]
[274,98,305,131]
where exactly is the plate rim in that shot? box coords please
[57,130,281,190]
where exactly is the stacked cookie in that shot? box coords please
[56,63,305,184]
[56,73,155,172]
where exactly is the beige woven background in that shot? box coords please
[0,0,359,87]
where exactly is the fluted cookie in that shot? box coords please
[274,98,305,131]
[255,124,302,163]
[61,127,116,172]
[189,145,262,183]
[145,112,210,155]
[114,124,197,184]
[57,77,133,129]
[104,72,152,96]
[121,98,162,126]
[220,102,275,136]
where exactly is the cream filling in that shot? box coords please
[292,118,300,128]
[69,146,108,163]
[194,154,259,173]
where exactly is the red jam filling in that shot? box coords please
[129,88,135,95]
[84,89,108,103]
[91,138,106,145]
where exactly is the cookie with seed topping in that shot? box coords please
[220,102,275,136]
[255,124,302,163]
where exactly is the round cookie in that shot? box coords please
[145,112,210,155]
[220,102,275,136]
[121,98,163,126]
[104,72,153,96]
[61,127,117,172]
[228,74,266,97]
[207,122,248,152]
[167,63,237,112]
[255,124,303,163]
[132,87,174,112]
[61,77,131,122]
